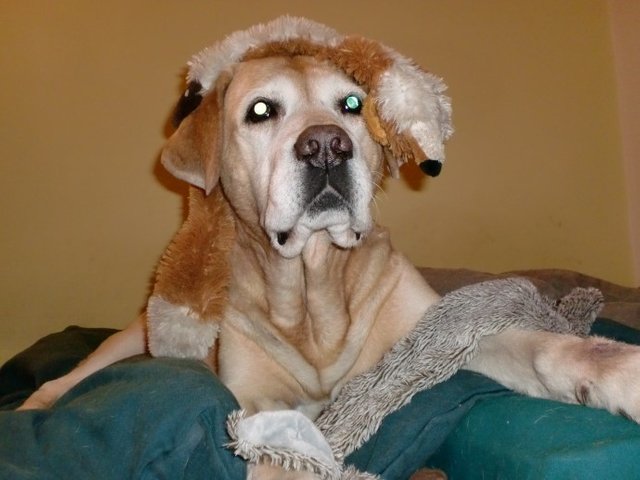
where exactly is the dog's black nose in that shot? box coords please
[294,124,353,169]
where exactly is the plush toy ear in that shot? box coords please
[161,74,231,194]
[373,61,453,178]
[323,34,453,178]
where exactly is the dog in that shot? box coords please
[19,16,640,479]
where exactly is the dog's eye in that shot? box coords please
[340,94,363,115]
[246,100,277,123]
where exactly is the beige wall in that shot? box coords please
[608,0,640,286]
[0,0,634,361]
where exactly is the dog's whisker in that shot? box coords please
[370,187,384,216]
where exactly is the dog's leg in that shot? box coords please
[17,314,147,410]
[466,329,640,422]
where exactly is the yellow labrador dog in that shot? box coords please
[20,16,640,478]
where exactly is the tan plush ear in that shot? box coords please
[161,74,230,194]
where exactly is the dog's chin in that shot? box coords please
[267,208,370,259]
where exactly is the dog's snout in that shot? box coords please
[294,124,353,169]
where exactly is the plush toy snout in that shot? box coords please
[419,159,443,177]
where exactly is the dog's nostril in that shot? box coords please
[300,139,320,158]
[330,135,352,156]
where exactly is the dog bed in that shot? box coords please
[1,269,639,479]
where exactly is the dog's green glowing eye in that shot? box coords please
[342,94,363,114]
[246,99,276,123]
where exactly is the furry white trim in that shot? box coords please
[227,410,380,480]
[227,409,340,479]
[146,295,219,359]
[376,55,453,162]
[188,16,342,93]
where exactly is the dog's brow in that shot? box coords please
[308,74,366,106]
[304,63,364,92]
[236,74,306,110]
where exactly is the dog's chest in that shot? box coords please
[216,305,376,412]
[214,230,435,415]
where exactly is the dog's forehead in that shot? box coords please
[226,56,360,103]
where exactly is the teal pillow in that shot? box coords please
[430,395,640,479]
[346,370,511,478]
[0,358,246,480]
[2,319,639,479]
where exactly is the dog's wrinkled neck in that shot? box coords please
[227,212,354,367]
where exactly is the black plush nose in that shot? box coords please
[294,125,353,169]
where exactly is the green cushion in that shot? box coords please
[2,320,640,479]
[0,356,246,480]
[346,370,512,477]
[429,395,640,479]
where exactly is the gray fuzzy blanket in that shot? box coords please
[227,278,603,479]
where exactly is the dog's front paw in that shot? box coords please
[17,377,71,410]
[535,336,640,422]
[574,341,640,422]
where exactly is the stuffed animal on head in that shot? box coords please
[169,15,453,190]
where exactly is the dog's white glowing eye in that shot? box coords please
[341,94,363,114]
[253,102,268,116]
[246,100,276,123]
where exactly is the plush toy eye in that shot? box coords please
[246,99,277,123]
[341,94,363,114]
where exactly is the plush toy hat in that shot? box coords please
[172,16,453,180]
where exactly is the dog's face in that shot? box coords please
[221,56,383,257]
[163,55,385,258]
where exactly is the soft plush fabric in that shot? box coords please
[2,320,640,479]
[419,267,640,330]
[315,278,601,465]
[353,319,640,479]
[0,328,245,480]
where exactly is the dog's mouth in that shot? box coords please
[276,227,362,246]
[307,187,348,216]
[267,185,369,259]
[270,225,364,259]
